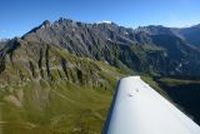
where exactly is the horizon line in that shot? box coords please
[1,17,200,39]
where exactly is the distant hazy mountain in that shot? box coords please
[0,38,8,49]
[172,24,200,49]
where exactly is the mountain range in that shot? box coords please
[21,18,200,76]
[1,18,200,134]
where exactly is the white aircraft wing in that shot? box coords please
[103,76,200,134]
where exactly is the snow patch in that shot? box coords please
[96,20,112,24]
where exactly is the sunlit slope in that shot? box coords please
[0,39,127,134]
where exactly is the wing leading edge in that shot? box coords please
[103,76,200,134]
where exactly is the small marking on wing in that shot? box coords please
[128,93,134,97]
[127,88,139,97]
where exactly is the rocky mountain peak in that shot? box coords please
[42,20,51,27]
[135,25,173,35]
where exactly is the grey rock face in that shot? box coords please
[2,18,200,76]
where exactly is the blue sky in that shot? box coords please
[1,0,200,38]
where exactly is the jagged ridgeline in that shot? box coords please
[1,18,200,134]
[22,18,200,76]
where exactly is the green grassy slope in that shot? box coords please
[2,39,199,134]
[0,40,128,134]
